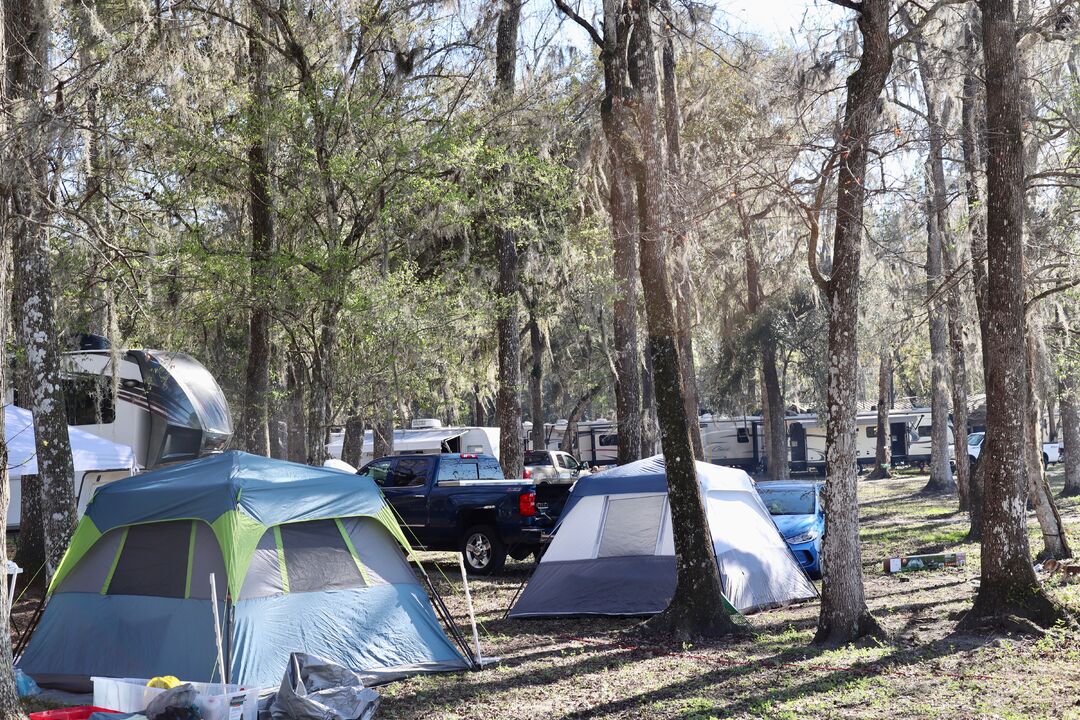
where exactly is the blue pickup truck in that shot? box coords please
[357,453,568,574]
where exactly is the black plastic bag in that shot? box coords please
[146,684,202,720]
[268,653,379,720]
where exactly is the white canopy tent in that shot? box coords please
[7,405,137,528]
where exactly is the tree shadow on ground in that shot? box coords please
[554,630,1000,719]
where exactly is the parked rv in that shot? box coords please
[327,419,500,465]
[700,409,954,475]
[51,339,233,469]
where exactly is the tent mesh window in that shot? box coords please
[597,495,667,558]
[279,520,366,593]
[54,527,126,594]
[108,520,192,597]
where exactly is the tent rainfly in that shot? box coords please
[6,404,137,528]
[508,456,817,618]
[17,451,470,690]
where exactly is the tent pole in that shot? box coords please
[456,555,483,663]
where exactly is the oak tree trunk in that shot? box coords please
[960,6,987,537]
[0,47,29,704]
[285,356,308,463]
[1061,365,1080,496]
[1024,330,1071,559]
[341,413,364,469]
[528,315,545,450]
[745,240,787,479]
[494,0,524,480]
[372,415,394,460]
[628,0,740,639]
[960,0,1071,630]
[867,343,892,480]
[660,8,702,459]
[238,1,275,456]
[8,0,78,581]
[814,0,891,646]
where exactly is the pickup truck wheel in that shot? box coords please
[461,525,506,575]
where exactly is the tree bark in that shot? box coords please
[493,0,524,480]
[745,239,787,480]
[598,0,642,466]
[1061,364,1080,496]
[814,0,891,646]
[867,343,893,480]
[341,413,364,468]
[911,32,955,495]
[0,48,29,702]
[238,1,274,456]
[660,6,702,459]
[305,304,338,466]
[372,415,394,460]
[560,383,603,454]
[285,355,308,463]
[1025,329,1071,559]
[960,0,1072,630]
[528,315,545,450]
[7,0,78,581]
[627,0,740,640]
[960,5,987,538]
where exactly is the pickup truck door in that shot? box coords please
[379,457,434,543]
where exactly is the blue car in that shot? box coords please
[756,480,824,579]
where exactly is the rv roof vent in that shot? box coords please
[555,419,568,426]
[411,418,443,430]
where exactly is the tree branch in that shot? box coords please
[552,0,604,48]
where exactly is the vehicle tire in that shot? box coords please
[1043,453,1049,469]
[460,525,506,576]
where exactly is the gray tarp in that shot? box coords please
[269,653,379,720]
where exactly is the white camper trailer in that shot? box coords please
[6,405,137,528]
[327,419,501,465]
[702,408,953,474]
[55,341,233,469]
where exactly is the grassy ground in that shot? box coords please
[380,467,1080,720]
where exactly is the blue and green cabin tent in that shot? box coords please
[17,451,470,691]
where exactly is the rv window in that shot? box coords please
[63,375,115,426]
[388,457,431,487]
[597,433,619,447]
[918,425,932,439]
[736,428,749,444]
[866,426,877,438]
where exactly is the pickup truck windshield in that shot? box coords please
[438,455,505,482]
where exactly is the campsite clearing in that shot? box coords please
[380,467,1080,720]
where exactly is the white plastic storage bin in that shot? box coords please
[92,677,258,720]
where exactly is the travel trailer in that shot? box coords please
[327,419,500,465]
[700,408,954,474]
[55,340,233,469]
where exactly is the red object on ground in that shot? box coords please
[30,707,120,720]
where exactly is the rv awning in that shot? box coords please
[6,405,137,478]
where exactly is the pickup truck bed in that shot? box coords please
[358,453,569,574]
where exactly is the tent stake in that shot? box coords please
[457,555,483,665]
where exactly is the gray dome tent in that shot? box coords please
[508,456,817,618]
